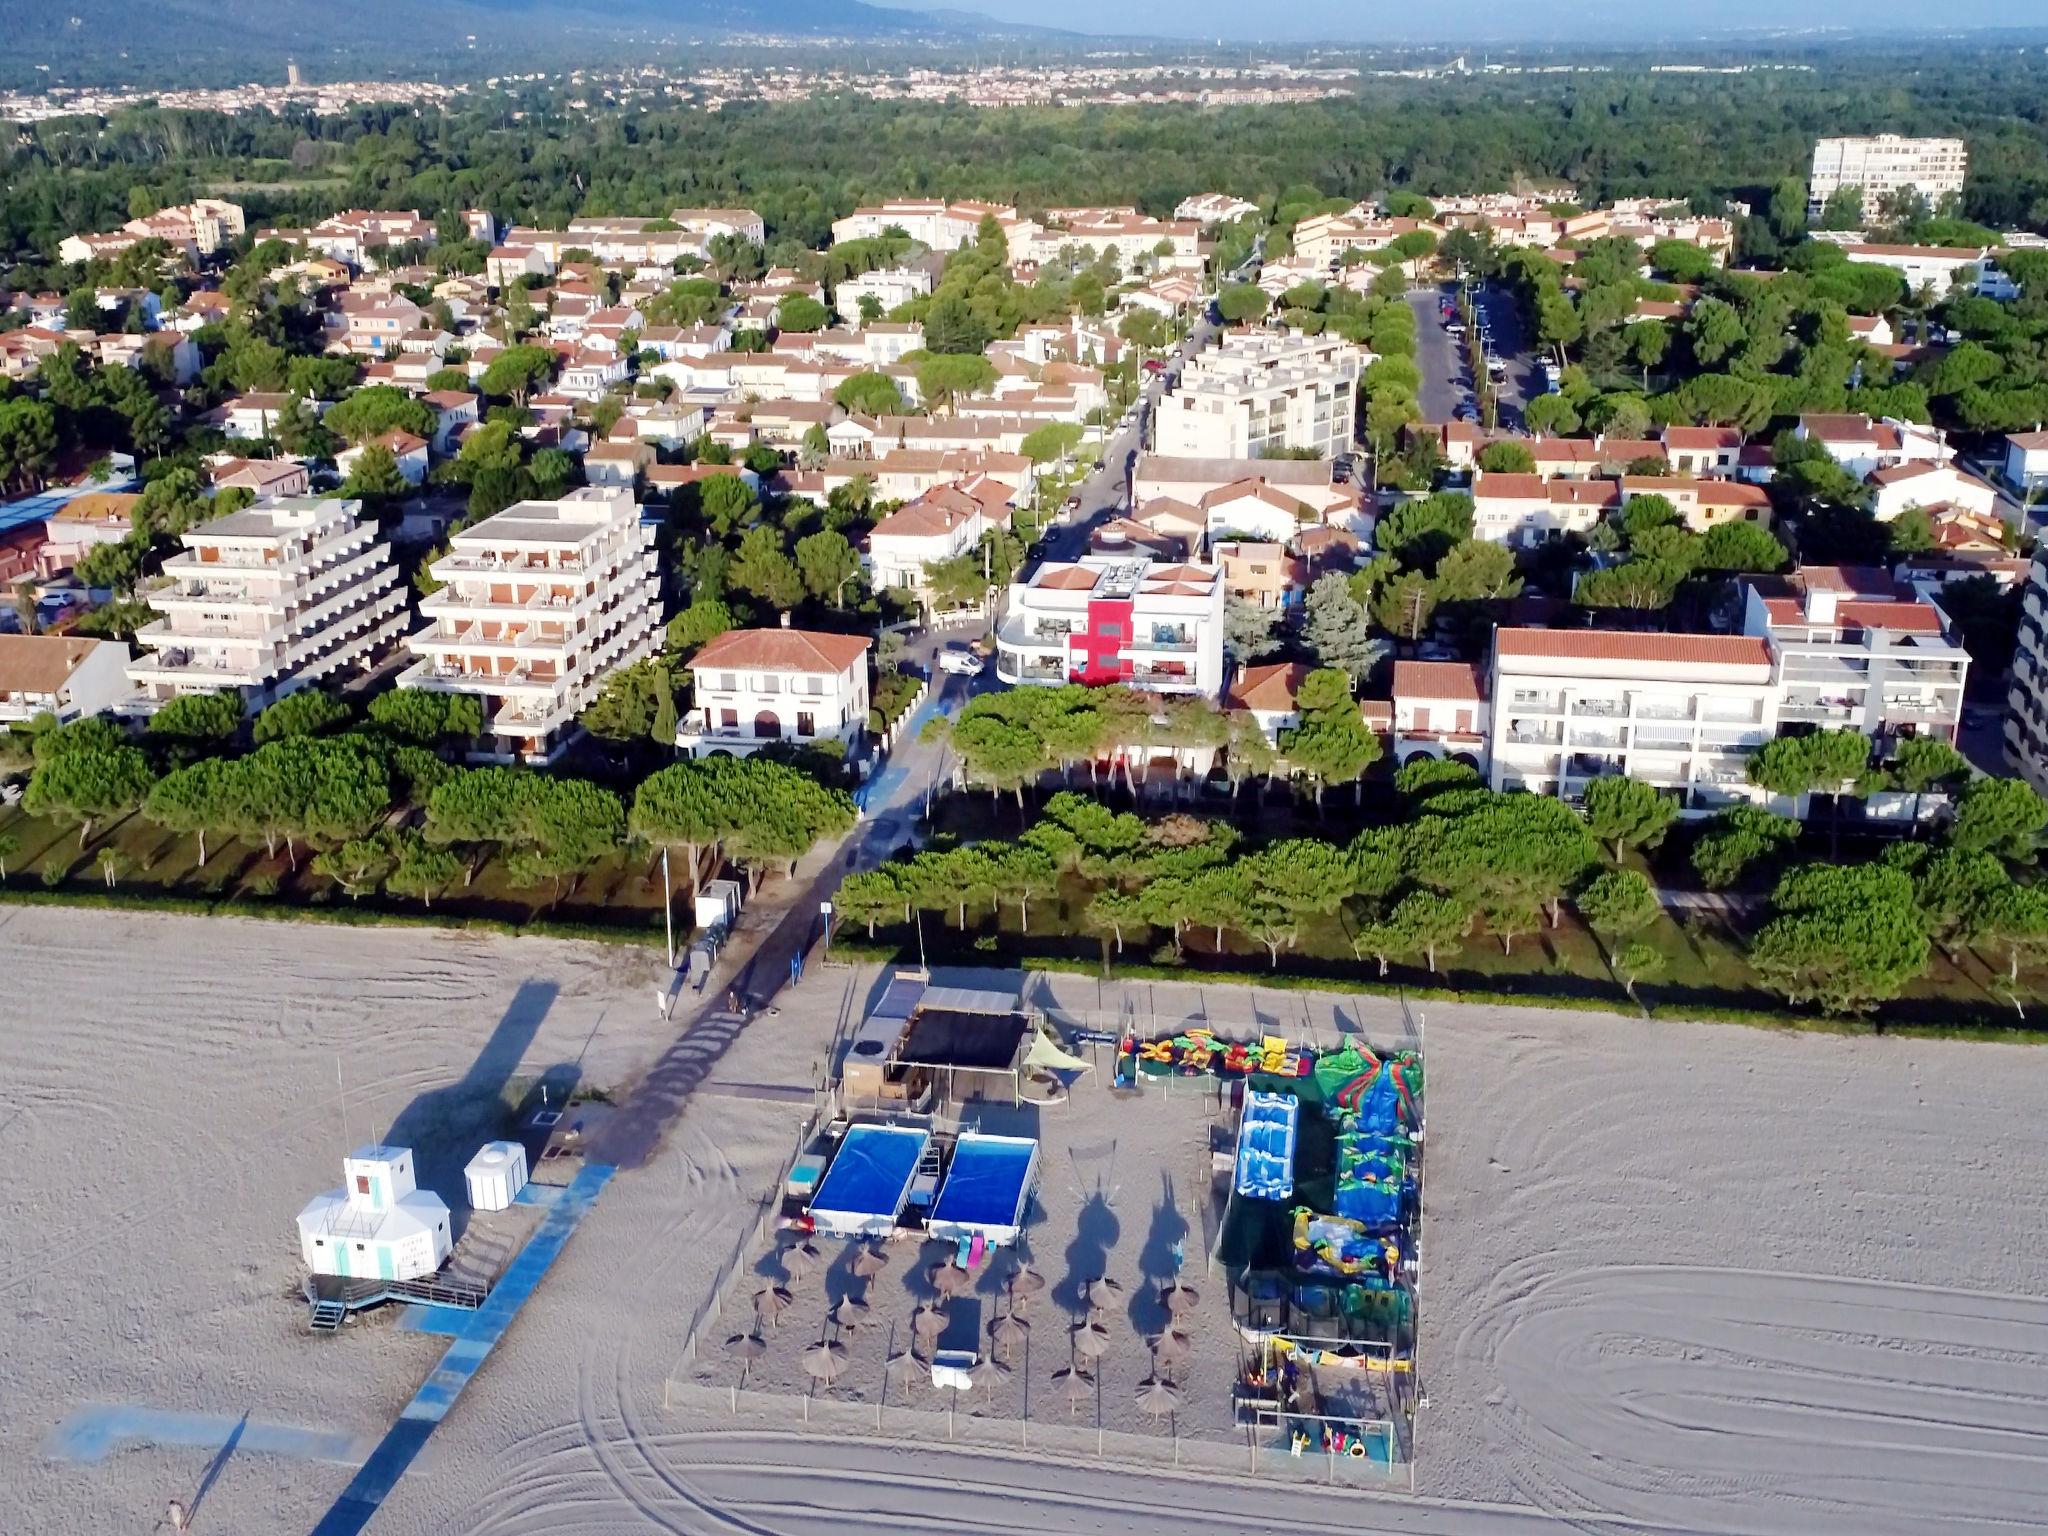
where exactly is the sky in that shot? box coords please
[879,0,2025,44]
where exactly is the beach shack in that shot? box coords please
[806,1123,931,1239]
[297,1145,452,1281]
[928,1132,1039,1249]
[839,972,1033,1112]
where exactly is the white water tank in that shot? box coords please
[464,1140,528,1212]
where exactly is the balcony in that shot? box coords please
[1632,701,1695,721]
[1128,629,1197,654]
[1568,698,1625,718]
[1566,727,1625,749]
[1504,723,1563,746]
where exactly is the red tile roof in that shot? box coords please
[1392,660,1485,700]
[689,628,871,674]
[1495,628,1772,667]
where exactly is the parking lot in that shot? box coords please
[1407,282,1544,431]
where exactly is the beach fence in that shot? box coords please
[663,1381,1404,1488]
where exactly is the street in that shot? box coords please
[1407,281,1539,431]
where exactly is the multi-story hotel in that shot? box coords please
[1152,332,1362,461]
[125,497,405,712]
[1487,629,1781,814]
[398,487,660,762]
[1807,135,1967,221]
[1741,567,1968,751]
[2007,545,2048,793]
[994,556,1226,697]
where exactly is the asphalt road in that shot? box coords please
[1408,282,1540,431]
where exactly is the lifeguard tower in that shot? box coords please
[297,1145,452,1282]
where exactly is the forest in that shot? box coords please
[6,49,2048,262]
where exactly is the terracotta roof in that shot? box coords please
[1227,661,1309,713]
[689,628,871,674]
[1392,660,1485,701]
[2010,430,2048,451]
[1036,567,1104,591]
[1835,601,1945,634]
[1495,628,1772,668]
[0,634,113,695]
[1663,426,1740,450]
[1473,473,1548,500]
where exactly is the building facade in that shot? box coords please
[1152,332,1363,461]
[398,487,660,762]
[995,557,1225,697]
[1807,135,1967,220]
[125,497,405,712]
[0,634,131,724]
[677,627,872,758]
[2007,544,2048,793]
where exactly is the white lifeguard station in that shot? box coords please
[297,1145,451,1282]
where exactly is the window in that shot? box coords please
[1098,622,1123,640]
[356,1175,370,1195]
[803,676,824,695]
[717,673,736,692]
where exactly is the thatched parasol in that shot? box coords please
[803,1339,851,1382]
[1159,1279,1200,1316]
[1082,1276,1124,1310]
[781,1241,822,1284]
[850,1244,890,1280]
[968,1355,1011,1393]
[753,1285,793,1325]
[1150,1326,1193,1365]
[1134,1376,1182,1422]
[910,1304,946,1344]
[1008,1264,1048,1298]
[989,1313,1030,1354]
[1072,1317,1113,1358]
[729,1332,769,1362]
[885,1350,925,1393]
[831,1294,872,1331]
[927,1261,971,1299]
[1052,1365,1095,1414]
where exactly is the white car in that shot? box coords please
[939,650,987,677]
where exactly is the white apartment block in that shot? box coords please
[1153,331,1363,461]
[677,627,872,758]
[835,266,932,321]
[1174,193,1261,228]
[2005,544,2048,793]
[126,497,406,712]
[399,487,660,762]
[1742,567,1968,749]
[1808,136,1967,220]
[1488,629,1780,815]
[864,477,1013,606]
[994,557,1225,697]
[830,200,1017,252]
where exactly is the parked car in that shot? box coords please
[1445,321,1465,338]
[1453,399,1480,422]
[940,649,988,677]
[1142,358,1166,373]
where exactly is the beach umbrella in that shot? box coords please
[1160,1280,1200,1316]
[831,1294,872,1331]
[753,1285,793,1326]
[1008,1264,1048,1298]
[781,1241,822,1284]
[728,1332,767,1390]
[968,1355,1011,1394]
[803,1339,850,1382]
[989,1313,1030,1355]
[1083,1276,1124,1310]
[927,1261,971,1299]
[1134,1377,1182,1423]
[1072,1317,1113,1358]
[851,1244,890,1280]
[910,1304,946,1344]
[1151,1326,1193,1365]
[885,1350,924,1394]
[1052,1366,1095,1415]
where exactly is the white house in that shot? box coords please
[1794,413,1949,479]
[1389,660,1490,770]
[0,634,131,724]
[336,429,429,487]
[1225,661,1310,744]
[864,477,1013,606]
[1174,192,1261,228]
[297,1144,451,1282]
[1200,479,1322,547]
[1866,460,2000,523]
[678,626,872,758]
[835,266,932,322]
[2003,430,2048,495]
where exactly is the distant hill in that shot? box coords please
[2,0,1066,89]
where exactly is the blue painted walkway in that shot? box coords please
[308,1162,615,1536]
[48,1405,372,1467]
[856,686,955,814]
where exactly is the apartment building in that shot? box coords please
[995,557,1226,697]
[1174,192,1261,227]
[864,477,1013,606]
[399,487,660,762]
[1741,567,1968,749]
[126,497,406,713]
[1488,630,1779,814]
[1152,331,1362,461]
[2005,544,2048,792]
[677,626,871,758]
[669,208,767,246]
[1807,135,1967,220]
[830,200,1017,252]
[0,634,131,725]
[835,265,932,321]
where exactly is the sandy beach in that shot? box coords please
[9,906,2048,1535]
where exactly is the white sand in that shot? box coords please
[10,911,2048,1536]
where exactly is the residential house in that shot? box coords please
[1226,661,1311,745]
[1389,660,1489,770]
[1795,412,1949,479]
[2004,430,2048,496]
[0,634,131,724]
[1174,193,1260,227]
[336,429,429,487]
[1620,476,1774,533]
[1867,460,2000,523]
[864,477,1013,605]
[1471,472,1620,547]
[1661,425,1744,476]
[835,266,932,322]
[1213,541,1301,612]
[36,492,142,577]
[677,627,872,758]
[582,440,655,489]
[422,390,480,455]
[1202,481,1322,548]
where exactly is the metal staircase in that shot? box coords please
[302,1272,488,1333]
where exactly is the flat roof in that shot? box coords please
[899,1009,1031,1072]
